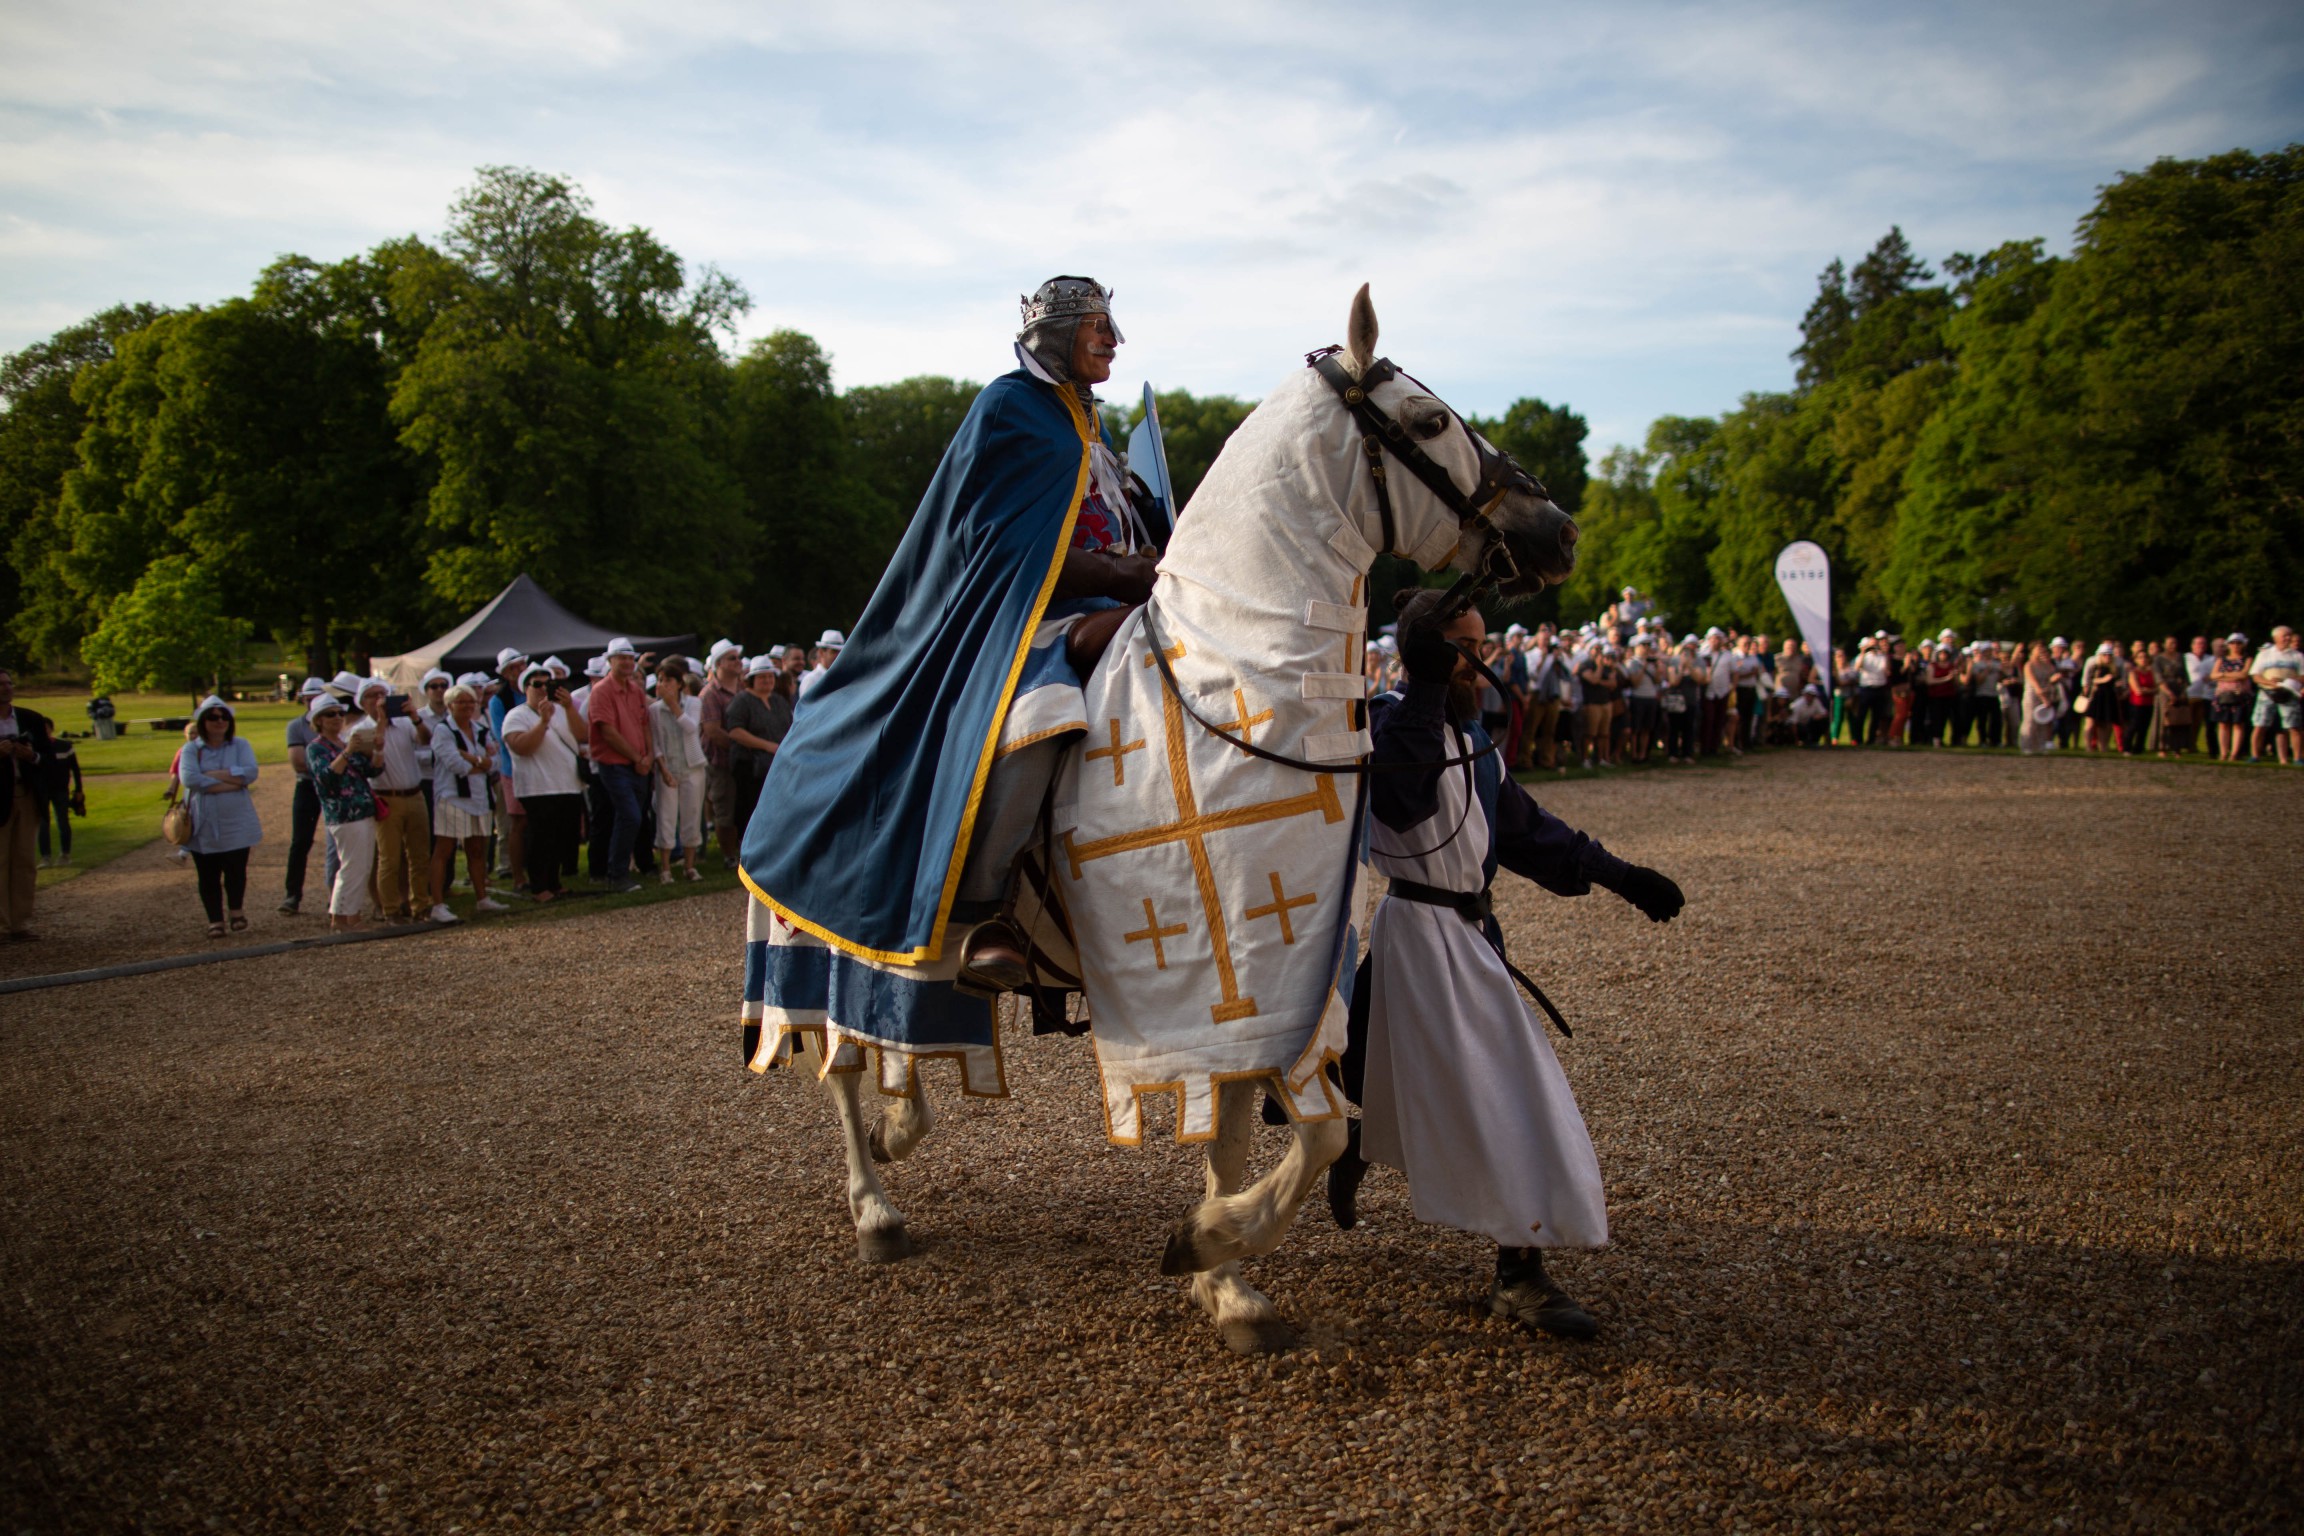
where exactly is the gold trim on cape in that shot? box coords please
[741,380,1094,965]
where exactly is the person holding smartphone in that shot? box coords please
[501,666,589,903]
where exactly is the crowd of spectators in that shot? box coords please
[0,598,2296,947]
[256,630,838,933]
[1362,593,2304,774]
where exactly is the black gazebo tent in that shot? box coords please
[371,575,696,687]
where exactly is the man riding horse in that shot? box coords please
[739,276,1153,1085]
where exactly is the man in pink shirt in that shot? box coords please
[585,637,656,889]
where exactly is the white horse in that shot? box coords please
[799,286,1578,1353]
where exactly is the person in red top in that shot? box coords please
[585,637,656,889]
[1923,633,1963,746]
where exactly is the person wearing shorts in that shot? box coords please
[2250,626,2303,765]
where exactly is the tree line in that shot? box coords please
[0,164,1597,691]
[1557,146,2303,643]
[0,168,983,686]
[5,149,2293,691]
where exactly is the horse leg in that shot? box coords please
[1161,1078,1347,1278]
[805,1033,915,1264]
[868,1072,935,1164]
[1166,1081,1289,1354]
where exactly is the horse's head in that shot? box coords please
[1326,284,1579,597]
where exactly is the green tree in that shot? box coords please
[44,263,425,676]
[1890,150,2303,639]
[1469,397,1589,515]
[726,332,905,642]
[842,375,981,531]
[390,166,751,634]
[1559,417,1722,629]
[80,554,250,698]
[0,304,167,666]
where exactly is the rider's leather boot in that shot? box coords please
[958,919,1031,994]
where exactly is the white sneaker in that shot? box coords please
[472,896,509,913]
[658,869,673,885]
[427,904,460,924]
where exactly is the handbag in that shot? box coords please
[161,785,193,846]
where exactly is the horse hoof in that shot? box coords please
[857,1224,914,1264]
[1218,1318,1299,1356]
[1159,1223,1207,1277]
[867,1121,891,1164]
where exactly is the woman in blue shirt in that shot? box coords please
[178,696,263,937]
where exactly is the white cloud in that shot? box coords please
[1,0,2297,452]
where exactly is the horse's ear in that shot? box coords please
[1344,283,1378,378]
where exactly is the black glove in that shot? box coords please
[1399,616,1463,687]
[1052,548,1157,605]
[1615,865,1684,923]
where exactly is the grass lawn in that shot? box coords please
[23,689,307,885]
[23,689,306,776]
[32,774,175,889]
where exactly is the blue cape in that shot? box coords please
[741,370,1092,962]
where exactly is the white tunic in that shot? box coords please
[1360,724,1608,1249]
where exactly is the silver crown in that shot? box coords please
[1020,275,1114,330]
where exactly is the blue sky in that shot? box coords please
[2,0,2297,453]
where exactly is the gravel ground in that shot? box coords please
[3,749,2297,1533]
[0,769,311,981]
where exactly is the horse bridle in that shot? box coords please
[1305,345,1551,623]
[1140,346,1540,779]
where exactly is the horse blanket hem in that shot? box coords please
[751,1018,1007,1099]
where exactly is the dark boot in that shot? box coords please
[958,919,1031,994]
[1490,1246,1597,1341]
[1327,1118,1368,1231]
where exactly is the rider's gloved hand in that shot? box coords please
[1613,865,1685,923]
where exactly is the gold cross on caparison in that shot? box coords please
[1244,870,1317,945]
[1084,718,1146,786]
[1123,898,1188,969]
[1212,688,1273,746]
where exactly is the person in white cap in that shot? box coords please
[650,664,711,883]
[800,630,844,697]
[280,678,331,914]
[697,642,747,869]
[428,681,504,918]
[2251,624,2304,765]
[305,692,378,931]
[585,638,654,890]
[355,677,437,922]
[177,696,263,938]
[417,668,454,733]
[501,665,588,903]
[1852,633,1893,745]
[484,649,530,890]
[724,653,792,841]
